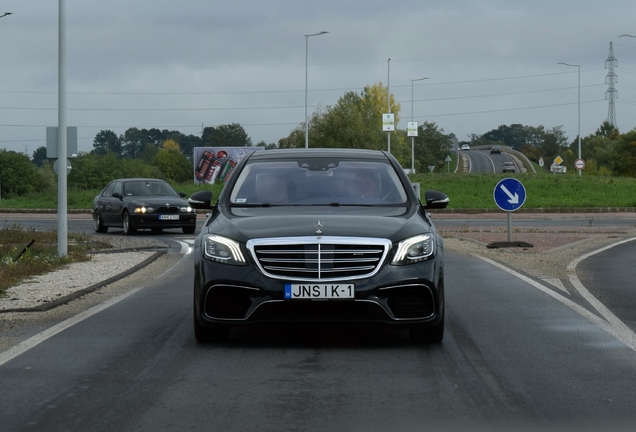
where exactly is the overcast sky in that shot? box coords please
[2,0,636,156]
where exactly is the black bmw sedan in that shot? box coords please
[93,178,197,235]
[188,149,449,343]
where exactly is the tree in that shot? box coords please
[0,150,44,198]
[152,140,192,182]
[284,82,401,151]
[32,146,49,167]
[482,124,544,150]
[202,123,252,147]
[539,126,569,163]
[413,122,452,172]
[93,130,122,156]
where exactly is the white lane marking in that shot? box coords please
[176,239,194,255]
[0,285,146,367]
[0,253,190,367]
[476,238,636,351]
[566,237,636,351]
[541,277,569,294]
[475,255,616,337]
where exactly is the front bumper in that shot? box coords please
[128,213,196,229]
[194,252,444,330]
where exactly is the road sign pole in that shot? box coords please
[507,211,512,242]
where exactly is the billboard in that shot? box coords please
[193,147,264,185]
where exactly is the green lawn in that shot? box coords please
[1,173,635,211]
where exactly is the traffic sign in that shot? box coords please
[538,157,544,167]
[382,113,395,131]
[493,178,526,212]
[575,158,586,171]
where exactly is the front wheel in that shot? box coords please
[182,226,196,234]
[122,211,137,235]
[93,211,108,233]
[409,309,444,344]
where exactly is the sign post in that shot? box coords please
[491,178,531,248]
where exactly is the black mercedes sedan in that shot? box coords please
[188,149,449,343]
[93,178,197,235]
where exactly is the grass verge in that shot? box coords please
[0,224,103,296]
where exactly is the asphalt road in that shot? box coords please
[2,232,636,431]
[461,149,519,174]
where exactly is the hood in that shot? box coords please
[207,205,432,243]
[124,196,189,207]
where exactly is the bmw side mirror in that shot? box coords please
[112,192,122,200]
[189,191,214,210]
[423,190,449,210]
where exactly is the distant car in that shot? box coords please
[188,148,450,344]
[502,162,516,173]
[490,147,501,154]
[93,178,197,235]
[460,144,470,151]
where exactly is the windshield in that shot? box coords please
[123,181,179,197]
[229,158,408,205]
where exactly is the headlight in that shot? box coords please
[180,206,193,213]
[134,206,154,214]
[202,234,246,265]
[391,234,435,265]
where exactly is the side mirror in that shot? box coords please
[189,190,214,210]
[179,192,187,198]
[423,190,449,210]
[112,192,122,200]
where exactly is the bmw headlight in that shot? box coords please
[391,234,435,265]
[180,206,193,213]
[202,234,246,265]
[134,206,154,214]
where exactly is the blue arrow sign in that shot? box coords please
[493,178,526,212]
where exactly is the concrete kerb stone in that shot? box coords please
[0,249,166,314]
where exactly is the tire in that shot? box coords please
[93,211,108,233]
[194,314,230,343]
[182,226,196,234]
[409,309,444,344]
[122,211,137,235]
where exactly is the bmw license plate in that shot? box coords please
[284,284,354,300]
[159,214,179,220]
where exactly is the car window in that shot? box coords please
[123,181,178,197]
[112,182,122,197]
[230,158,408,205]
[102,182,116,197]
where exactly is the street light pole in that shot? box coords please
[410,77,430,173]
[387,58,391,153]
[558,62,582,176]
[58,0,68,256]
[304,31,328,148]
[0,12,11,200]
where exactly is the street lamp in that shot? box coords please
[304,31,328,148]
[618,34,636,38]
[0,12,12,18]
[410,77,430,173]
[558,62,582,176]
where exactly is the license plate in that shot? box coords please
[159,214,179,220]
[284,284,355,300]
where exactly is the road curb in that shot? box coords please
[0,249,166,314]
